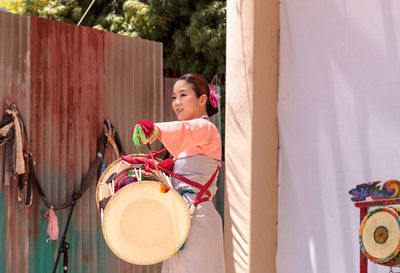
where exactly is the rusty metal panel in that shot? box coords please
[28,15,106,273]
[103,31,164,155]
[0,10,164,273]
[0,9,31,273]
[102,25,164,273]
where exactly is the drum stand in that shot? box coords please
[354,198,400,273]
[52,194,79,273]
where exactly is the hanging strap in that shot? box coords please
[30,130,108,210]
[158,163,220,210]
[192,164,220,206]
[157,166,214,200]
[0,109,124,210]
[5,109,25,174]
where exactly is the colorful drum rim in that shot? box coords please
[359,207,400,264]
[96,154,161,211]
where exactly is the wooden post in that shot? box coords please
[360,207,368,273]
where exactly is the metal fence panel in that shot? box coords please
[0,10,163,273]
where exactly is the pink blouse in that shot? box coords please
[155,118,221,161]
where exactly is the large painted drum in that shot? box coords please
[96,154,191,265]
[359,207,400,266]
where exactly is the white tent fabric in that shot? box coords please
[225,1,279,273]
[277,1,400,273]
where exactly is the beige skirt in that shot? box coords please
[161,200,225,273]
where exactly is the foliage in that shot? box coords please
[165,1,226,80]
[4,0,226,81]
[24,0,83,23]
[0,0,22,13]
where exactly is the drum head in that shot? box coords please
[102,181,191,265]
[360,207,400,264]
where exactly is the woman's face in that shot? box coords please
[172,80,207,121]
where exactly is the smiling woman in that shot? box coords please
[172,74,219,121]
[172,80,207,121]
[131,73,225,273]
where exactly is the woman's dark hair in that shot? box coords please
[177,73,219,117]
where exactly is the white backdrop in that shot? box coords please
[277,1,400,273]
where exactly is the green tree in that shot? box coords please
[22,0,83,23]
[0,0,23,13]
[163,1,226,79]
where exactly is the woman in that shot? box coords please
[133,73,225,273]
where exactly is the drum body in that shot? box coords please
[96,154,191,265]
[359,207,400,266]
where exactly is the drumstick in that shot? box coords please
[146,143,171,186]
[146,143,159,171]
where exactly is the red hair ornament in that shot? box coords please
[209,86,221,109]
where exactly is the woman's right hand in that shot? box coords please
[132,120,159,146]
